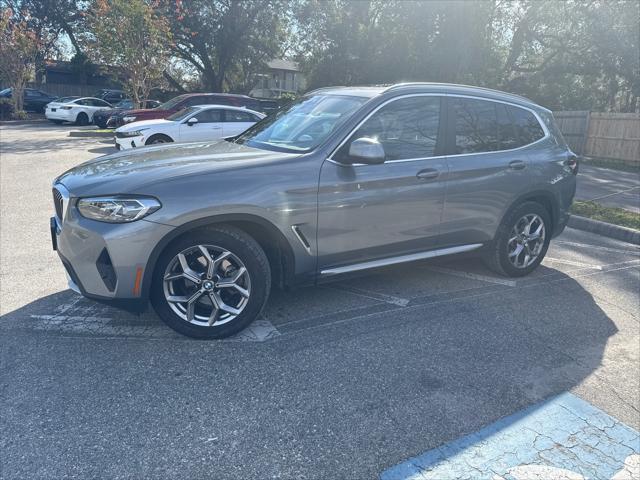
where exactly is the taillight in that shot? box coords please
[566,153,579,175]
[61,106,73,110]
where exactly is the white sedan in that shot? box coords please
[45,97,113,125]
[114,104,265,150]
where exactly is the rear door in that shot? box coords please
[222,109,261,137]
[438,96,544,246]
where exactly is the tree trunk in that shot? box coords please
[13,82,25,111]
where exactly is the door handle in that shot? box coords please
[508,160,526,170]
[416,168,440,180]
[211,126,222,130]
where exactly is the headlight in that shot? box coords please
[77,196,161,223]
[117,129,145,138]
[122,116,137,123]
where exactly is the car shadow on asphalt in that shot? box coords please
[0,263,622,478]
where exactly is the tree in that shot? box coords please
[163,0,291,93]
[86,0,171,107]
[0,7,40,112]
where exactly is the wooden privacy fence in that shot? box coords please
[555,111,640,165]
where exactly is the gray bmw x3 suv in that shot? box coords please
[51,83,577,339]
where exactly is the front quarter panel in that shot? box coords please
[138,153,322,277]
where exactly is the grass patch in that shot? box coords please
[581,157,640,174]
[571,201,640,230]
[92,128,114,133]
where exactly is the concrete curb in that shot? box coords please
[568,215,640,245]
[68,130,114,138]
[0,119,48,126]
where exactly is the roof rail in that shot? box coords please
[304,86,348,95]
[383,82,535,104]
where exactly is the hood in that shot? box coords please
[55,140,301,196]
[116,118,174,132]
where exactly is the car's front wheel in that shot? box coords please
[146,134,173,145]
[484,201,551,277]
[151,226,271,339]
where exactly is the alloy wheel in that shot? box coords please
[162,245,251,327]
[507,213,546,269]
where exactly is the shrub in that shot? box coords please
[11,109,28,120]
[0,98,14,120]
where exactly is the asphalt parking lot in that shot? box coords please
[1,123,639,479]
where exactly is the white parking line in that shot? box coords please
[544,257,603,270]
[324,285,410,307]
[424,266,518,287]
[556,240,640,255]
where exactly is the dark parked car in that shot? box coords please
[0,88,58,112]
[93,89,127,104]
[93,99,161,128]
[257,99,280,114]
[108,93,261,128]
[51,83,577,339]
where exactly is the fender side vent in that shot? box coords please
[291,225,312,254]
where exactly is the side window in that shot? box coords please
[94,99,110,107]
[452,98,499,154]
[225,110,254,122]
[339,96,441,161]
[193,109,222,123]
[496,104,520,151]
[185,97,206,107]
[76,99,91,106]
[507,106,545,146]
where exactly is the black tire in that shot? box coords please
[483,201,552,277]
[146,134,173,145]
[49,119,64,124]
[151,226,271,339]
[75,112,89,126]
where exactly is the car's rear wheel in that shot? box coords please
[146,134,173,145]
[75,112,89,126]
[151,226,271,339]
[484,201,551,277]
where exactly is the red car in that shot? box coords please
[108,93,261,128]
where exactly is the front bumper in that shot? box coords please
[51,196,173,311]
[115,135,145,150]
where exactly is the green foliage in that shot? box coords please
[0,7,41,111]
[86,0,171,107]
[0,98,15,120]
[11,109,28,120]
[292,0,640,112]
[161,0,291,93]
[571,201,640,230]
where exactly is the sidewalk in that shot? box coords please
[577,164,640,213]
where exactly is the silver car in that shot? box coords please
[51,83,578,339]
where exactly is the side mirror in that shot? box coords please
[187,117,198,126]
[348,137,385,164]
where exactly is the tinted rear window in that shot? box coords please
[451,98,546,154]
[507,106,545,146]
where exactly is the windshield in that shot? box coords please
[115,99,133,109]
[158,94,189,110]
[0,88,10,95]
[234,94,368,153]
[167,107,199,122]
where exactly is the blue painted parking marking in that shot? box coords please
[381,393,639,480]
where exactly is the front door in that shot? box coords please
[179,109,224,143]
[317,95,447,271]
